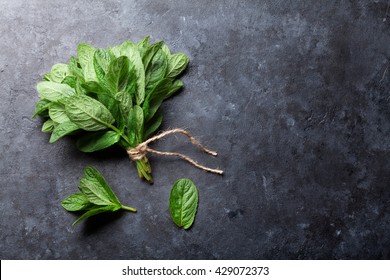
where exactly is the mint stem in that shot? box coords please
[121,205,137,212]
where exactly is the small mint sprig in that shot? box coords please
[61,166,136,226]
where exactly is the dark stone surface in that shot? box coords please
[1,0,389,259]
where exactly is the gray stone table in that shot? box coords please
[1,0,389,259]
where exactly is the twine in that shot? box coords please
[127,128,223,175]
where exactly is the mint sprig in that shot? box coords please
[61,166,136,226]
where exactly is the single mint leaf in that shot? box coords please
[94,48,113,74]
[49,121,79,143]
[111,41,145,105]
[81,81,107,95]
[68,56,85,83]
[137,36,150,58]
[41,119,56,133]
[36,81,75,102]
[79,177,113,206]
[93,49,114,92]
[62,76,77,88]
[32,99,51,118]
[48,63,70,83]
[105,56,132,94]
[144,78,173,121]
[77,43,97,82]
[83,166,121,206]
[48,103,70,124]
[64,95,115,131]
[169,178,199,230]
[165,79,183,99]
[61,193,93,211]
[142,41,164,71]
[145,49,168,94]
[127,105,144,146]
[161,44,171,57]
[144,108,163,139]
[166,53,189,78]
[72,205,119,226]
[116,87,133,122]
[76,131,120,152]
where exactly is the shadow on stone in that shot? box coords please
[81,211,125,236]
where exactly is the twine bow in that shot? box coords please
[127,128,224,175]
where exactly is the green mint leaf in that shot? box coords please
[32,99,51,118]
[72,205,119,226]
[144,78,173,121]
[94,48,113,74]
[145,49,168,94]
[93,49,114,92]
[127,105,144,146]
[83,166,121,206]
[41,119,56,133]
[111,41,145,105]
[169,178,199,230]
[144,108,163,139]
[81,81,107,95]
[116,88,133,122]
[48,103,70,124]
[76,130,120,152]
[61,76,77,88]
[106,56,132,94]
[166,53,189,78]
[49,121,79,143]
[48,63,70,83]
[137,36,150,58]
[61,193,93,211]
[161,44,171,57]
[79,177,113,206]
[77,43,97,82]
[142,41,164,71]
[68,56,85,83]
[165,79,184,99]
[64,95,115,131]
[36,81,75,102]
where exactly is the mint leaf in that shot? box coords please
[36,81,75,102]
[49,121,79,143]
[41,119,56,133]
[166,53,189,78]
[137,36,150,58]
[127,105,144,146]
[79,177,114,206]
[111,41,145,105]
[64,95,116,131]
[77,43,97,82]
[76,131,120,152]
[144,108,163,139]
[72,205,119,226]
[48,103,70,124]
[142,41,164,71]
[32,99,51,118]
[48,63,70,83]
[82,166,121,206]
[169,178,199,230]
[145,49,168,94]
[61,193,93,211]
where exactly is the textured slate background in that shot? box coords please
[1,0,390,259]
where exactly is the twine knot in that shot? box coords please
[126,128,223,175]
[127,143,148,161]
